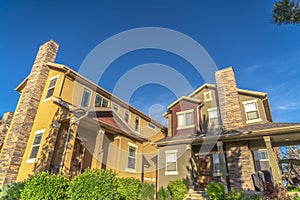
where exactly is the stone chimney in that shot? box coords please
[215,67,244,130]
[0,112,14,148]
[0,40,59,186]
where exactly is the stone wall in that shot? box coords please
[215,67,244,130]
[225,141,255,190]
[0,112,13,151]
[0,40,59,186]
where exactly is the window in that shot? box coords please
[112,103,119,112]
[212,154,220,174]
[243,100,261,122]
[95,95,109,107]
[253,149,270,171]
[208,108,220,127]
[204,91,212,101]
[135,116,140,132]
[27,129,45,163]
[124,111,130,123]
[177,110,194,129]
[127,145,137,171]
[44,75,59,100]
[81,88,91,107]
[148,122,156,130]
[165,150,178,175]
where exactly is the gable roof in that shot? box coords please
[167,96,202,110]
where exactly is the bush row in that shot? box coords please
[157,179,187,200]
[0,169,155,200]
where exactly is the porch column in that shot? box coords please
[61,120,79,176]
[263,136,282,184]
[217,141,228,193]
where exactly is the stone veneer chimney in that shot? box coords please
[0,40,59,186]
[215,67,244,130]
[0,112,14,148]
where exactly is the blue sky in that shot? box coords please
[1,0,300,124]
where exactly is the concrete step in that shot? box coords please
[184,190,209,200]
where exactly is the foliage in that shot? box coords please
[206,182,225,200]
[272,0,300,25]
[288,186,300,192]
[291,193,300,200]
[138,182,155,200]
[167,179,187,199]
[117,177,140,200]
[249,195,260,200]
[157,187,171,200]
[226,190,246,200]
[69,169,118,200]
[20,172,69,200]
[0,182,24,200]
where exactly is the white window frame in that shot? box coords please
[112,103,119,112]
[126,142,138,173]
[43,74,60,102]
[81,88,92,107]
[207,107,220,127]
[135,116,140,133]
[165,149,178,175]
[242,99,262,123]
[204,91,212,101]
[253,149,270,172]
[95,94,110,108]
[26,129,46,164]
[124,110,130,124]
[176,109,195,130]
[148,122,156,131]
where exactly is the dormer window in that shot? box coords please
[81,88,91,107]
[44,75,59,101]
[204,91,212,101]
[177,110,194,129]
[95,95,109,107]
[243,100,262,123]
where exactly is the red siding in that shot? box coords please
[170,99,201,136]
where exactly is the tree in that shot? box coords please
[272,0,300,25]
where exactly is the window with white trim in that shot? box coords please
[28,129,45,162]
[45,75,59,100]
[165,150,178,175]
[243,100,260,122]
[253,149,270,171]
[124,111,130,123]
[148,122,156,130]
[81,88,91,107]
[177,110,194,129]
[135,116,140,132]
[127,146,137,170]
[212,154,220,174]
[112,103,119,112]
[95,94,109,107]
[208,108,220,127]
[204,91,212,101]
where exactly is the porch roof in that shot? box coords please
[156,122,300,146]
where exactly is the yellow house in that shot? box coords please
[0,40,166,187]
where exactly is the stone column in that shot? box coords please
[263,136,282,184]
[0,40,59,186]
[0,112,13,151]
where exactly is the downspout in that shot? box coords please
[58,108,88,174]
[196,103,203,133]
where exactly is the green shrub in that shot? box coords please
[20,172,69,200]
[117,177,140,200]
[157,187,171,200]
[226,190,246,200]
[0,182,24,200]
[289,186,300,192]
[167,179,187,200]
[69,169,118,200]
[138,182,155,200]
[206,182,225,200]
[249,195,260,200]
